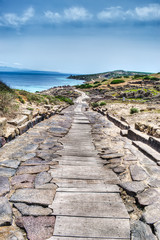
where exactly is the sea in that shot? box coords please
[0,71,84,93]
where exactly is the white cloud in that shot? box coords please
[45,7,92,23]
[0,7,34,27]
[97,4,160,22]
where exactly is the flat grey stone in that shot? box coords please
[0,197,12,226]
[154,221,160,240]
[113,166,126,174]
[0,176,10,196]
[131,220,157,240]
[14,203,52,216]
[119,181,146,195]
[20,153,36,162]
[17,216,55,240]
[11,174,36,185]
[148,178,160,188]
[49,238,129,240]
[124,155,137,161]
[142,203,160,224]
[100,153,123,160]
[53,216,130,239]
[23,144,38,153]
[16,165,49,175]
[137,188,160,206]
[0,160,20,169]
[0,168,16,177]
[35,172,52,186]
[130,165,148,181]
[35,183,57,190]
[10,189,56,206]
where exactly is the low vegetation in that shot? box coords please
[110,79,125,84]
[130,107,139,114]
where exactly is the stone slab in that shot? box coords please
[48,238,130,240]
[56,184,120,192]
[130,165,148,181]
[53,192,123,203]
[53,216,130,239]
[0,168,16,177]
[0,160,20,169]
[16,165,49,175]
[0,197,12,226]
[51,201,129,218]
[14,203,52,216]
[0,176,10,196]
[10,189,56,206]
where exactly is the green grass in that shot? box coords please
[100,101,106,106]
[55,95,73,105]
[130,107,139,114]
[110,79,125,84]
[92,102,99,107]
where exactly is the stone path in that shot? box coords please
[48,92,130,239]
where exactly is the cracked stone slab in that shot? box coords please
[11,174,36,186]
[130,165,148,181]
[0,160,20,169]
[10,189,56,206]
[53,216,130,239]
[119,181,146,195]
[0,176,10,196]
[0,197,12,226]
[0,168,16,177]
[142,203,160,224]
[17,216,55,240]
[137,188,160,206]
[14,203,52,216]
[34,172,52,186]
[16,165,49,175]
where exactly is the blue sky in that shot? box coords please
[0,0,160,73]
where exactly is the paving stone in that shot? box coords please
[137,188,160,206]
[19,153,36,162]
[36,151,60,161]
[11,174,36,186]
[13,182,34,190]
[23,144,38,153]
[0,160,20,169]
[131,220,157,240]
[113,166,126,174]
[154,221,160,240]
[14,203,52,216]
[124,155,137,161]
[10,189,56,206]
[0,197,12,226]
[17,216,55,240]
[16,165,49,175]
[142,203,160,224]
[53,216,130,239]
[119,181,146,195]
[21,158,58,166]
[34,172,52,186]
[0,168,16,177]
[130,165,148,181]
[0,176,10,196]
[148,178,160,188]
[35,183,57,190]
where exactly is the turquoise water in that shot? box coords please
[0,71,83,93]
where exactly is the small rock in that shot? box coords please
[137,188,160,206]
[0,197,12,226]
[142,203,160,224]
[35,172,52,186]
[101,153,123,160]
[14,203,52,216]
[0,176,10,196]
[113,166,126,174]
[16,165,49,175]
[10,189,56,206]
[17,216,55,240]
[126,204,134,213]
[130,165,148,181]
[131,220,157,240]
[120,181,146,195]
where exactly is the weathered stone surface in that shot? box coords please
[142,203,160,224]
[119,181,146,195]
[35,183,57,190]
[113,166,126,174]
[154,221,160,240]
[148,178,160,188]
[16,165,49,175]
[36,151,60,161]
[137,188,160,206]
[0,176,10,196]
[14,203,52,216]
[0,168,16,177]
[13,182,34,190]
[0,197,12,226]
[131,220,157,240]
[130,165,148,181]
[34,172,52,186]
[11,174,36,186]
[22,158,58,166]
[124,155,137,161]
[17,216,55,240]
[0,160,20,169]
[23,144,38,153]
[19,153,36,162]
[10,189,56,206]
[8,116,28,126]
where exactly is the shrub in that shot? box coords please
[102,79,107,82]
[0,92,15,113]
[76,83,93,89]
[18,95,25,104]
[55,95,73,105]
[130,107,139,114]
[110,79,125,84]
[0,80,14,93]
[92,102,99,107]
[100,101,106,106]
